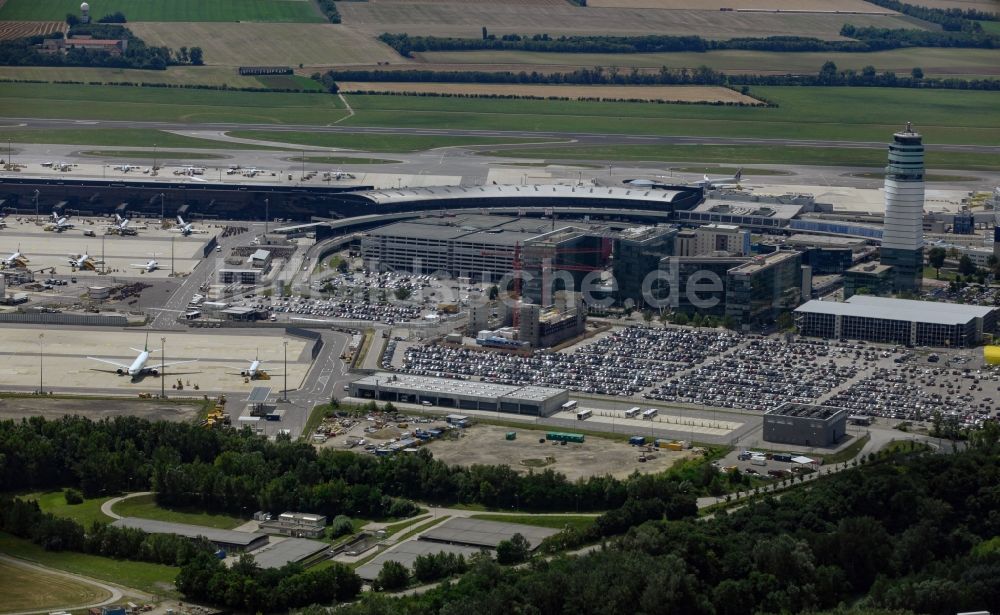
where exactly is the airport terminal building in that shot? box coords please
[795,296,996,347]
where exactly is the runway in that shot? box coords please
[5,116,1000,155]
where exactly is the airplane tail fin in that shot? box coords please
[735,168,742,181]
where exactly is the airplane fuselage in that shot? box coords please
[242,360,261,377]
[121,351,155,377]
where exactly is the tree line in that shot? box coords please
[329,433,1000,615]
[317,0,342,24]
[861,0,998,30]
[0,23,202,70]
[323,63,1000,91]
[378,25,1000,56]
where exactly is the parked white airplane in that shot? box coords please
[114,164,139,173]
[50,212,74,232]
[67,251,95,270]
[689,168,743,189]
[2,247,28,268]
[175,215,194,236]
[131,256,158,273]
[228,351,279,379]
[88,334,196,378]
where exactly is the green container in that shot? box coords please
[505,431,517,440]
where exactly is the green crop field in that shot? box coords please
[0,0,323,23]
[0,533,179,596]
[0,128,288,149]
[0,82,348,124]
[0,560,110,614]
[416,47,1000,78]
[481,143,1000,172]
[979,20,1000,35]
[21,490,114,528]
[228,130,550,152]
[0,66,266,88]
[111,494,245,530]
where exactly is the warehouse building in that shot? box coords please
[795,296,996,347]
[349,372,568,416]
[112,518,269,552]
[763,402,848,447]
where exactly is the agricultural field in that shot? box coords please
[129,22,401,69]
[585,0,894,10]
[0,559,110,614]
[336,82,763,103]
[0,0,324,23]
[337,2,920,39]
[0,82,348,124]
[0,20,64,40]
[414,47,1000,78]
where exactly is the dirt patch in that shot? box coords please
[337,82,763,104]
[423,423,692,481]
[0,396,202,422]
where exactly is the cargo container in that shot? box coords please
[666,442,684,451]
[772,453,793,463]
[505,431,517,440]
[629,436,646,446]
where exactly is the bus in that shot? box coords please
[642,408,658,420]
[561,400,578,411]
[625,407,641,419]
[184,310,201,320]
[576,408,592,421]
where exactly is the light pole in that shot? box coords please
[159,193,166,224]
[283,340,288,402]
[33,189,39,224]
[161,337,166,398]
[152,142,157,171]
[264,198,269,235]
[170,235,175,276]
[38,333,44,394]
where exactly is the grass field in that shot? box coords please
[0,20,65,41]
[672,166,789,175]
[0,0,324,23]
[111,494,245,530]
[228,130,549,152]
[979,20,1000,34]
[0,533,179,596]
[0,559,110,614]
[130,22,400,69]
[481,143,1000,171]
[338,2,918,39]
[416,47,1000,78]
[22,490,115,528]
[0,65,269,88]
[337,82,762,104]
[0,128,288,149]
[0,82,348,124]
[338,87,1000,146]
[917,0,1000,11]
[468,513,596,532]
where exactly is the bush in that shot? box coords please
[329,515,354,539]
[63,488,83,505]
[496,533,530,565]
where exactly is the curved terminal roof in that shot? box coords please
[347,184,686,207]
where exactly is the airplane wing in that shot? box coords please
[87,356,131,369]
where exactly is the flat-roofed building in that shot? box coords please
[112,518,268,552]
[795,296,996,347]
[843,262,894,298]
[349,372,568,417]
[725,250,803,329]
[763,402,848,447]
[259,512,328,538]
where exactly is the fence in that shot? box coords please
[0,312,127,326]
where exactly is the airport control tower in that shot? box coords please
[879,122,925,293]
[993,187,1000,261]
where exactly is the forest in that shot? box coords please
[328,436,1000,615]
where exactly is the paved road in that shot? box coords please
[101,491,152,521]
[6,117,1000,154]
